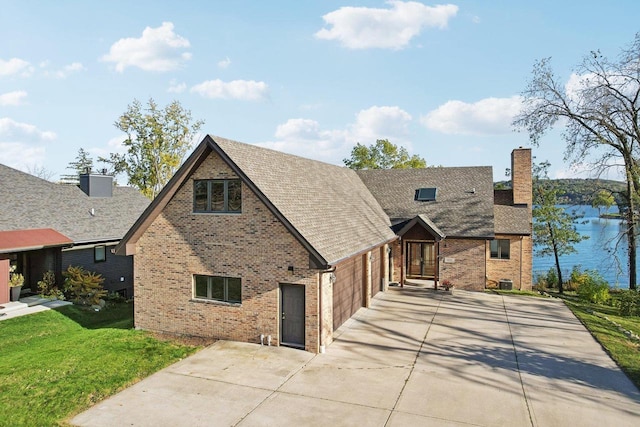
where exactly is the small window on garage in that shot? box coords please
[194,275,241,303]
[94,245,106,263]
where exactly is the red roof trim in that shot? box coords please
[0,228,74,253]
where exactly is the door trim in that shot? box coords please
[280,283,305,349]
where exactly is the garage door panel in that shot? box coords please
[333,256,363,330]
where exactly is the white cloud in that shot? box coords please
[0,117,56,142]
[218,57,231,69]
[190,79,269,101]
[0,90,27,106]
[0,57,34,77]
[168,80,187,93]
[258,105,414,163]
[42,61,87,78]
[101,22,191,72]
[0,118,55,170]
[315,1,458,49]
[0,142,46,170]
[422,96,523,135]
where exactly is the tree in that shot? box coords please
[592,189,615,216]
[533,162,589,293]
[343,139,426,169]
[60,148,94,184]
[100,98,204,199]
[26,165,55,181]
[514,33,640,290]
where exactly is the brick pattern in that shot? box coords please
[439,239,485,291]
[134,152,321,352]
[512,148,532,206]
[485,235,528,290]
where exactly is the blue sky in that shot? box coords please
[1,0,639,182]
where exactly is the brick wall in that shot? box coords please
[134,151,321,352]
[439,239,485,291]
[512,148,532,206]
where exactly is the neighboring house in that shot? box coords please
[357,148,532,291]
[116,135,532,353]
[0,164,149,304]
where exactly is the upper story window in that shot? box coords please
[94,245,106,263]
[490,239,510,259]
[194,179,242,213]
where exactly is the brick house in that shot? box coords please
[117,136,532,352]
[0,164,149,304]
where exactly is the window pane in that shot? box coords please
[490,240,499,258]
[227,180,242,212]
[227,277,242,303]
[194,275,209,298]
[211,182,225,211]
[500,240,510,259]
[211,276,225,301]
[94,245,106,262]
[194,181,208,211]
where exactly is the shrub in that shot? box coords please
[617,290,640,316]
[534,268,558,290]
[37,271,65,300]
[63,265,107,306]
[572,267,610,304]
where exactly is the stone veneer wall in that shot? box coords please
[133,151,322,352]
[439,239,485,291]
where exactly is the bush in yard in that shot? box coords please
[617,290,640,316]
[535,267,558,290]
[571,267,610,304]
[63,265,107,306]
[37,270,65,300]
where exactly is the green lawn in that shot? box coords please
[0,302,200,426]
[557,293,640,390]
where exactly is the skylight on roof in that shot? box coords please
[415,187,437,201]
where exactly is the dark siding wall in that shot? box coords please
[62,245,134,296]
[333,255,364,330]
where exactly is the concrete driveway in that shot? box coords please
[72,287,640,426]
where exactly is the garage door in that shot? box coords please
[333,255,363,330]
[371,248,382,298]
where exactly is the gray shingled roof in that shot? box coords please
[356,167,495,238]
[213,137,396,265]
[494,205,531,235]
[0,163,150,243]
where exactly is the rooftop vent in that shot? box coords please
[415,187,437,202]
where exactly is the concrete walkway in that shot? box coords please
[0,295,72,320]
[71,287,640,426]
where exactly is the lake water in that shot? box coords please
[533,205,634,288]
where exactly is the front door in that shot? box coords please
[280,284,305,348]
[407,242,436,278]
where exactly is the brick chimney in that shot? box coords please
[511,147,532,206]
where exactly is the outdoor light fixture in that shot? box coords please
[288,265,294,274]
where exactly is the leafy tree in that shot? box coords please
[592,189,615,216]
[343,139,426,170]
[532,162,589,293]
[514,33,640,290]
[60,148,94,184]
[100,98,204,199]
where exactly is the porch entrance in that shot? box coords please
[406,241,436,279]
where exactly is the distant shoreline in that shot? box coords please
[600,213,624,219]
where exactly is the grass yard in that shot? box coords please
[0,302,200,426]
[557,293,640,390]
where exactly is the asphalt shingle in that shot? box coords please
[0,163,150,243]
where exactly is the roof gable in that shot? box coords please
[117,135,396,265]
